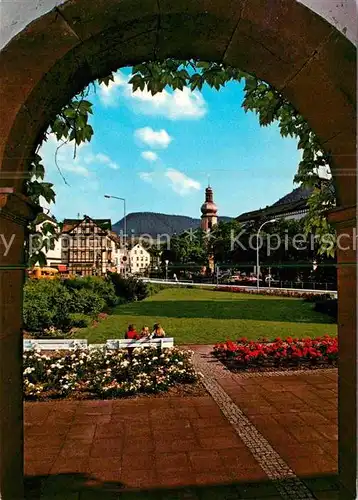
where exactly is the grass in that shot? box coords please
[74,287,337,345]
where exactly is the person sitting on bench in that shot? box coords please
[140,326,150,338]
[125,324,140,340]
[151,323,166,338]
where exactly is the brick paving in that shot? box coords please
[191,345,338,499]
[24,346,338,499]
[25,397,275,499]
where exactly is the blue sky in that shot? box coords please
[40,68,301,224]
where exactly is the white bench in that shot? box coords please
[106,338,174,349]
[23,339,88,351]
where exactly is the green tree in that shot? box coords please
[208,218,336,285]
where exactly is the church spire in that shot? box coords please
[200,184,218,231]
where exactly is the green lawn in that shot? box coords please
[75,288,337,345]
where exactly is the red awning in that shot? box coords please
[58,265,68,272]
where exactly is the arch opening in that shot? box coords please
[0,1,356,499]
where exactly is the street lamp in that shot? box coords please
[165,260,169,281]
[256,219,276,290]
[104,194,127,277]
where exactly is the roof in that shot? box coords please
[236,186,312,223]
[127,242,149,251]
[108,231,123,246]
[271,186,313,207]
[62,216,112,233]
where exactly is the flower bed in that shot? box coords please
[214,286,335,300]
[23,347,198,400]
[213,335,338,371]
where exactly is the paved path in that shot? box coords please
[190,345,338,500]
[24,347,338,499]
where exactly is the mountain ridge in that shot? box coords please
[113,211,232,237]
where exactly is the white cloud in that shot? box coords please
[39,134,119,196]
[135,127,172,149]
[165,168,201,196]
[85,152,119,170]
[98,73,128,107]
[141,151,159,162]
[131,86,207,120]
[62,163,90,177]
[98,70,207,120]
[40,136,91,178]
[96,153,111,163]
[139,172,155,183]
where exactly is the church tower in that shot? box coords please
[200,185,217,274]
[201,185,218,231]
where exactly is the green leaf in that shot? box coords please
[98,74,115,87]
[64,108,76,118]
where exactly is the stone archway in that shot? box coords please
[0,1,356,498]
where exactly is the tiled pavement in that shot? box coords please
[191,346,338,499]
[24,347,338,499]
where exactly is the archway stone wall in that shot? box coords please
[0,1,356,202]
[0,1,356,499]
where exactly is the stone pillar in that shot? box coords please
[328,206,357,500]
[0,188,39,500]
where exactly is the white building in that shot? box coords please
[128,243,151,275]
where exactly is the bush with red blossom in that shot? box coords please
[213,335,338,370]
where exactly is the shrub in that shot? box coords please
[69,313,92,328]
[303,293,334,303]
[23,278,110,333]
[69,288,106,316]
[109,274,149,302]
[64,276,117,308]
[314,298,338,321]
[146,282,168,296]
[23,346,198,400]
[23,280,72,332]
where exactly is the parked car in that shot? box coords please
[265,276,279,284]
